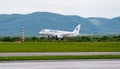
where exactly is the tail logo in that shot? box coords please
[76,28,78,30]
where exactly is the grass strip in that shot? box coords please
[0,42,120,52]
[0,55,120,61]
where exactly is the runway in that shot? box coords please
[0,59,120,69]
[0,52,120,56]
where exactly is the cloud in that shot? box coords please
[0,0,120,18]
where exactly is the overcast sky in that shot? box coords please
[0,0,120,18]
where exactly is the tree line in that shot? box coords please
[0,35,120,42]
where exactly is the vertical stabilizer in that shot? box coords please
[73,24,81,33]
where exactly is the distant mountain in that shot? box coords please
[87,17,120,34]
[0,12,120,36]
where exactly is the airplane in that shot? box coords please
[39,24,81,38]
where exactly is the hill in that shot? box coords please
[0,12,120,36]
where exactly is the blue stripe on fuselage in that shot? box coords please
[49,30,58,33]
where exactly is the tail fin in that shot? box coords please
[73,24,81,33]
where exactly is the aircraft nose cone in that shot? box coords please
[39,31,42,34]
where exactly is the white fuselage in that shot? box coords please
[39,24,81,38]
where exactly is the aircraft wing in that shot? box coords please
[61,33,74,37]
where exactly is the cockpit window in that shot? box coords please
[42,29,49,32]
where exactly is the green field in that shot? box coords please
[0,55,120,61]
[0,42,120,52]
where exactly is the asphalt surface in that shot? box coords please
[0,59,120,69]
[0,52,120,56]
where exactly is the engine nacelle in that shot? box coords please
[56,35,63,38]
